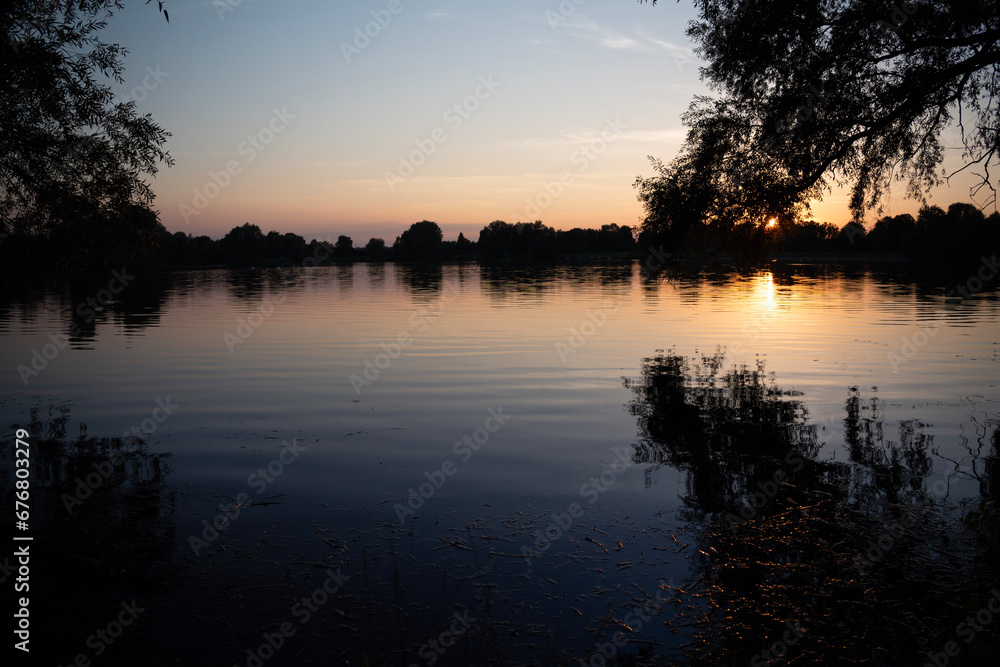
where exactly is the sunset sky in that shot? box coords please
[106,0,985,243]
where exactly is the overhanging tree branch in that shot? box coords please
[638,0,999,220]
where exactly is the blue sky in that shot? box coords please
[103,0,981,242]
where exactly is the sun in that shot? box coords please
[767,218,777,228]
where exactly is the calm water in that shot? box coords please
[2,262,998,665]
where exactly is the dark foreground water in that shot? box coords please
[1,261,998,665]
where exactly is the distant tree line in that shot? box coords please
[635,198,1000,262]
[166,219,640,266]
[799,203,1000,260]
[863,204,1000,261]
[4,201,996,287]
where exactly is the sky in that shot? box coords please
[103,0,986,243]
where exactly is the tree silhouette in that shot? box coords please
[393,220,443,261]
[865,213,918,251]
[1,0,173,238]
[624,348,820,511]
[220,223,265,264]
[639,0,1000,228]
[477,220,559,260]
[335,234,354,257]
[0,404,175,664]
[622,346,1000,665]
[365,237,387,260]
[455,231,475,256]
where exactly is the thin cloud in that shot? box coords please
[616,129,687,143]
[503,128,685,150]
[555,14,700,63]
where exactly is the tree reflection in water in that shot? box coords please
[624,349,999,666]
[0,405,174,663]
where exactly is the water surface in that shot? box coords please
[2,262,998,664]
